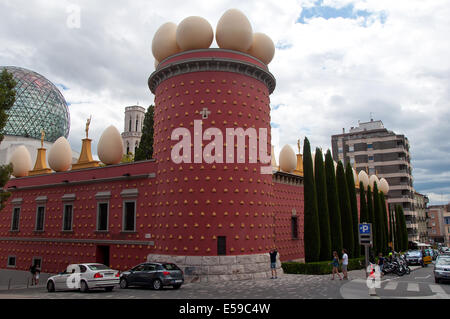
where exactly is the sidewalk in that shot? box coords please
[0,269,53,291]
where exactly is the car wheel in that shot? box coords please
[172,284,182,289]
[47,281,55,293]
[105,286,114,292]
[435,277,440,284]
[119,278,128,289]
[152,279,162,290]
[80,280,89,293]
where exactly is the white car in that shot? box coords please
[46,263,120,293]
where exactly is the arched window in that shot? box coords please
[128,117,132,132]
[126,141,130,154]
[136,117,139,132]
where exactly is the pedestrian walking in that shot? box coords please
[341,249,349,280]
[29,264,37,286]
[269,248,278,279]
[330,251,342,280]
[35,266,41,285]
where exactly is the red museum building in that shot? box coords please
[0,49,363,281]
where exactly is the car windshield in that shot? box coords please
[407,251,421,256]
[436,257,450,266]
[87,264,110,271]
[163,263,180,271]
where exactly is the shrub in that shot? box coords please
[282,257,365,275]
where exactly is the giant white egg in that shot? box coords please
[9,145,32,178]
[247,32,275,65]
[152,22,180,62]
[48,137,72,172]
[176,16,213,51]
[369,175,380,190]
[216,9,253,52]
[279,144,296,173]
[379,178,390,195]
[97,126,124,165]
[358,170,369,190]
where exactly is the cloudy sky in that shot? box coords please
[0,0,449,204]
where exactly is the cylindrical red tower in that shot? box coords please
[147,49,278,280]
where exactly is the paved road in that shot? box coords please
[0,266,448,299]
[0,269,367,299]
[340,264,450,299]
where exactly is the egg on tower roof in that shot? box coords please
[176,16,214,51]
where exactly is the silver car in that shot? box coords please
[434,255,450,284]
[46,263,120,292]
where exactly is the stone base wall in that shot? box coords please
[147,253,284,283]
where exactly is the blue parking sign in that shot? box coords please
[359,223,371,235]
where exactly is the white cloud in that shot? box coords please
[0,0,449,203]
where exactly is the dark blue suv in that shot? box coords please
[119,262,184,290]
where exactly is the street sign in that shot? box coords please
[359,223,372,246]
[359,223,371,235]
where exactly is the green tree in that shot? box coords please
[366,186,376,253]
[394,205,401,252]
[134,105,154,161]
[314,148,331,261]
[325,150,342,254]
[359,181,369,255]
[345,162,360,258]
[0,69,16,210]
[303,137,320,262]
[336,161,354,257]
[380,192,389,254]
[359,182,369,223]
[373,183,384,254]
[303,138,321,262]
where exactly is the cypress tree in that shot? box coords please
[359,182,369,223]
[395,205,403,252]
[380,192,389,254]
[134,105,154,161]
[366,186,376,253]
[336,161,354,257]
[325,150,343,254]
[314,149,331,261]
[345,162,360,258]
[303,137,320,262]
[373,183,384,254]
[359,182,369,255]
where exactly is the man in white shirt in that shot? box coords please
[341,249,349,280]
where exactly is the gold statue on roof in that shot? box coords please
[297,139,301,154]
[85,115,92,138]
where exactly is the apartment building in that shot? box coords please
[427,204,449,246]
[331,119,419,241]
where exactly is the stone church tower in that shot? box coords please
[121,105,146,155]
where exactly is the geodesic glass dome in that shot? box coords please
[1,66,70,143]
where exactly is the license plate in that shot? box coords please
[175,280,183,283]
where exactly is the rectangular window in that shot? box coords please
[291,216,298,239]
[7,256,16,268]
[338,147,343,153]
[217,236,226,255]
[368,156,374,161]
[35,206,45,231]
[369,167,375,175]
[63,204,73,231]
[97,203,109,231]
[123,201,136,232]
[350,157,355,165]
[367,143,373,149]
[349,145,354,152]
[11,207,20,231]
